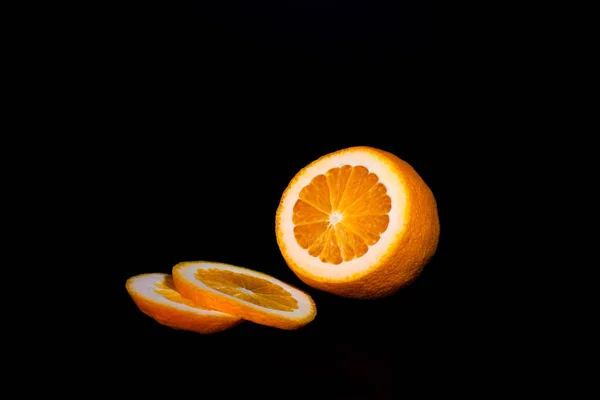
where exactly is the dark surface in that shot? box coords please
[105,1,493,397]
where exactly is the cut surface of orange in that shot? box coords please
[172,261,316,330]
[275,146,440,299]
[126,273,242,334]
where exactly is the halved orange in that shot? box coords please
[126,273,242,334]
[275,146,440,299]
[172,261,316,330]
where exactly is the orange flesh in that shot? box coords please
[293,165,391,264]
[154,276,210,309]
[194,269,299,312]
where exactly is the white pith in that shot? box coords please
[278,151,408,282]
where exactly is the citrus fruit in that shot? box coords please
[172,261,316,330]
[126,273,242,334]
[275,146,440,299]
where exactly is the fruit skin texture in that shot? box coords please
[275,146,440,299]
[172,262,317,330]
[126,274,242,334]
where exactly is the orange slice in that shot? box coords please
[172,261,317,330]
[126,273,242,334]
[275,146,440,299]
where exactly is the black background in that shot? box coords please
[107,1,496,397]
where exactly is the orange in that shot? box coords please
[275,146,440,299]
[172,261,316,330]
[126,273,242,334]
